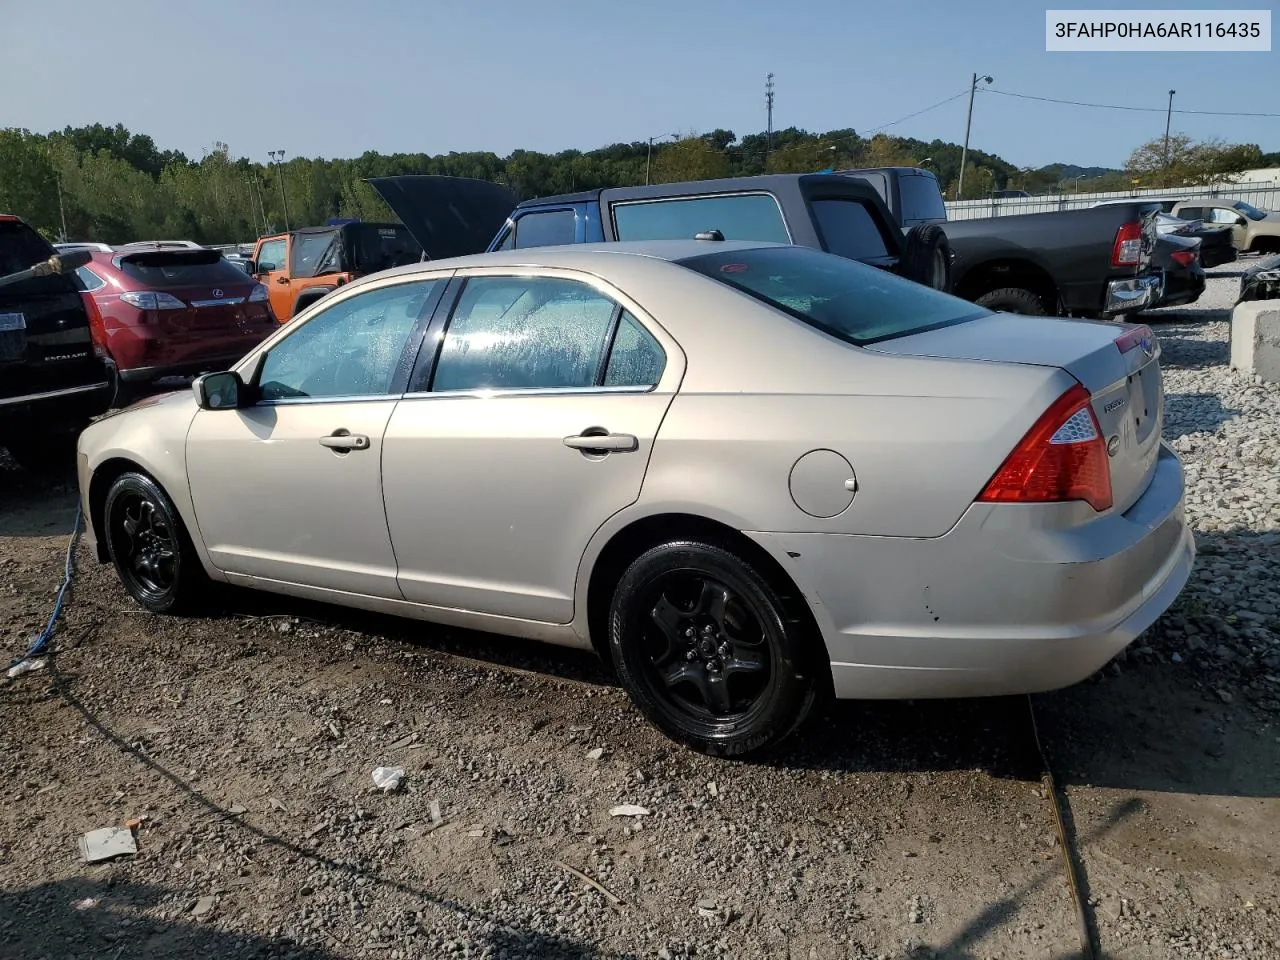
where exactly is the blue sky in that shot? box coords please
[3,0,1276,169]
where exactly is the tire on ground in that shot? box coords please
[607,539,821,757]
[974,286,1047,316]
[901,224,953,293]
[103,471,211,615]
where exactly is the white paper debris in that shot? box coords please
[609,804,651,817]
[372,766,406,792]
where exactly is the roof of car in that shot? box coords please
[348,238,786,288]
[515,172,876,210]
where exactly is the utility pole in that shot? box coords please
[269,149,291,231]
[1163,89,1176,170]
[645,133,678,185]
[55,174,68,243]
[957,72,993,200]
[765,73,775,164]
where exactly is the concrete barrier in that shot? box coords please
[1230,301,1280,383]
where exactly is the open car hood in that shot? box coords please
[365,176,518,261]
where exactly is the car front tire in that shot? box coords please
[103,471,209,614]
[607,540,820,757]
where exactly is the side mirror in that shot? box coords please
[255,261,273,273]
[1235,217,1248,227]
[193,370,245,410]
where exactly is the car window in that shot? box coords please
[513,210,577,248]
[604,311,665,388]
[75,267,108,292]
[810,199,891,260]
[897,174,948,225]
[116,252,252,287]
[680,245,988,346]
[612,194,790,243]
[290,233,340,277]
[1177,207,1202,221]
[256,238,286,272]
[257,280,439,401]
[431,276,618,392]
[1210,207,1244,225]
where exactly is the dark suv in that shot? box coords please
[0,215,113,470]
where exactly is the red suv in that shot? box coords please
[76,245,278,402]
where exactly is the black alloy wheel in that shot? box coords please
[609,541,819,756]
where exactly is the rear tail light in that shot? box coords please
[977,383,1113,512]
[1111,221,1143,267]
[247,283,269,303]
[1169,249,1198,268]
[120,291,186,310]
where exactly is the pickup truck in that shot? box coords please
[248,220,423,321]
[838,166,1164,318]
[0,215,113,470]
[368,172,956,292]
[368,172,1162,318]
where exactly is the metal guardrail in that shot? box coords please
[944,181,1280,220]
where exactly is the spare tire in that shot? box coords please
[901,224,953,293]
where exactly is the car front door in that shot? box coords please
[185,275,448,597]
[380,269,682,623]
[253,236,292,322]
[1207,205,1250,248]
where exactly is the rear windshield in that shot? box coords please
[347,224,423,272]
[117,251,251,287]
[613,194,790,244]
[0,220,76,298]
[679,245,989,346]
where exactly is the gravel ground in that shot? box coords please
[1,263,1277,960]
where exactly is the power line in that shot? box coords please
[863,89,972,134]
[984,87,1280,119]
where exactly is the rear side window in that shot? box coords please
[810,199,891,260]
[613,194,790,243]
[117,253,253,288]
[513,210,577,248]
[291,233,340,277]
[679,245,988,346]
[898,174,947,225]
[75,267,108,292]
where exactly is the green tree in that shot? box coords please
[651,136,730,184]
[1125,133,1264,187]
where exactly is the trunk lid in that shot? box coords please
[867,313,1164,513]
[365,176,518,260]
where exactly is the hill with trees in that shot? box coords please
[0,121,1268,246]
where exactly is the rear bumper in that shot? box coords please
[0,380,114,433]
[750,443,1193,699]
[1154,269,1206,309]
[1104,273,1163,315]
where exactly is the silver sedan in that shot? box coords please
[76,240,1194,755]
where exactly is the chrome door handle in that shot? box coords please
[319,433,370,450]
[563,432,638,453]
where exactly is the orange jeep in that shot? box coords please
[250,221,423,322]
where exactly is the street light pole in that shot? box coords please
[957,72,993,201]
[645,134,678,186]
[1163,89,1176,169]
[269,150,291,231]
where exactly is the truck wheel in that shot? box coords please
[975,287,1046,316]
[901,224,952,292]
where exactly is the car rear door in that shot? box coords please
[185,275,448,597]
[380,268,683,623]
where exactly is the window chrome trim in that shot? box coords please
[402,383,660,400]
[256,394,402,407]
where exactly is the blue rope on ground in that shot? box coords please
[9,504,83,670]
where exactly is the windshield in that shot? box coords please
[679,245,990,346]
[1233,200,1267,221]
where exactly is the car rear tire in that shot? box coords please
[103,471,209,614]
[975,286,1047,316]
[607,540,820,757]
[901,224,953,292]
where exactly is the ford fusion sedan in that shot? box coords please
[76,240,1194,755]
